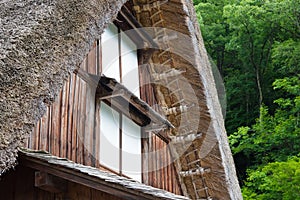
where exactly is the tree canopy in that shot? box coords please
[194,0,300,198]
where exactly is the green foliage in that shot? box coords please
[242,156,300,200]
[194,0,300,198]
[225,69,259,133]
[195,0,300,134]
[272,40,300,76]
[229,76,300,166]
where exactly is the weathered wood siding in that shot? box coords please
[25,39,182,195]
[139,62,182,195]
[142,134,182,195]
[25,41,100,168]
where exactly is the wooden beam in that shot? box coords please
[115,6,158,50]
[97,76,174,129]
[35,171,67,193]
[75,69,174,142]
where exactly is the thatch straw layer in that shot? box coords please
[0,0,126,174]
[132,0,242,199]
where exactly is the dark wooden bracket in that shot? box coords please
[35,171,67,193]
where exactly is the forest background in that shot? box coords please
[193,0,300,199]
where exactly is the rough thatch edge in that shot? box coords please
[0,0,127,174]
[131,0,242,199]
[182,1,242,199]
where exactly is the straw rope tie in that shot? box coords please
[152,69,185,82]
[180,167,211,177]
[150,10,162,19]
[163,104,194,116]
[133,0,168,13]
[170,132,203,143]
[154,33,178,44]
[158,49,170,57]
[184,148,213,199]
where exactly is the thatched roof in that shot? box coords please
[130,0,242,199]
[0,0,125,173]
[0,0,242,199]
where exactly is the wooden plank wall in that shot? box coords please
[25,40,181,195]
[139,62,182,195]
[25,41,100,168]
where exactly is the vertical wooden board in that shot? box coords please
[170,161,175,193]
[36,190,60,200]
[139,64,157,107]
[50,90,62,156]
[140,62,158,186]
[84,42,98,167]
[77,59,87,165]
[91,189,102,200]
[27,125,33,149]
[79,81,87,165]
[166,144,171,192]
[67,182,91,200]
[155,136,160,189]
[83,84,96,166]
[141,133,149,184]
[87,41,97,75]
[67,74,76,160]
[30,121,39,150]
[156,136,162,189]
[27,116,40,149]
[173,161,179,194]
[139,65,146,102]
[168,147,172,192]
[162,139,167,190]
[161,140,166,191]
[138,61,183,193]
[71,74,80,162]
[47,105,52,153]
[39,107,50,151]
[167,149,173,193]
[60,80,69,158]
[173,162,182,195]
[165,143,170,191]
[94,100,101,168]
[97,39,102,75]
[152,135,157,187]
[91,188,124,200]
[75,80,85,164]
[94,38,102,167]
[159,137,164,189]
[75,76,83,163]
[140,59,148,184]
[36,120,41,149]
[147,134,153,186]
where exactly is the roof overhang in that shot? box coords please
[18,149,188,200]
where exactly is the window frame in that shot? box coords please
[75,4,173,181]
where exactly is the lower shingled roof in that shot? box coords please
[18,149,189,200]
